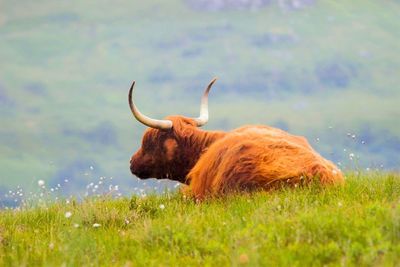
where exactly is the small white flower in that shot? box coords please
[93,223,101,228]
[38,180,45,187]
[159,204,165,210]
[65,211,72,218]
[338,202,343,207]
[73,223,80,228]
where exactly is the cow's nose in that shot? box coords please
[130,163,149,178]
[130,162,137,174]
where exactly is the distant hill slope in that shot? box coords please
[0,0,399,193]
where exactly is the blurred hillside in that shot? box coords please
[0,0,399,196]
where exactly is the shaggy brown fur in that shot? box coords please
[130,116,344,198]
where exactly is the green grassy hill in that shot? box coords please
[0,0,400,194]
[1,174,399,266]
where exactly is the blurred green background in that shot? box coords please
[1,0,399,197]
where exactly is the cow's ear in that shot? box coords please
[164,138,178,161]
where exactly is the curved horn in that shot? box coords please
[194,77,217,127]
[128,81,173,130]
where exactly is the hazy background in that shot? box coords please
[1,0,399,204]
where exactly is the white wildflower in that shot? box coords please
[38,180,45,187]
[159,204,165,210]
[92,223,101,228]
[64,211,72,218]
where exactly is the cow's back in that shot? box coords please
[187,128,344,199]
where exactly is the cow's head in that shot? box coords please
[128,78,219,183]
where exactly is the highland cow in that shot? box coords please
[129,78,344,199]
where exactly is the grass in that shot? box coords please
[1,173,399,266]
